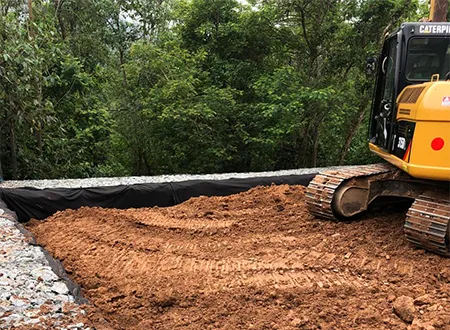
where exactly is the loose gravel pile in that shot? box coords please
[0,209,89,329]
[0,166,347,190]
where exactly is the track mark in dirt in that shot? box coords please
[230,268,366,291]
[131,213,236,230]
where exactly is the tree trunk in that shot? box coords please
[311,112,327,168]
[430,0,448,22]
[54,0,67,40]
[338,92,371,165]
[28,0,44,153]
[143,149,152,175]
[9,118,17,179]
[34,123,43,152]
[311,123,320,168]
[0,129,3,181]
[298,120,312,167]
[119,48,128,86]
[27,0,35,38]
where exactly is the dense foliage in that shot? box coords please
[0,0,428,179]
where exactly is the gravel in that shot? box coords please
[0,212,88,329]
[0,166,353,190]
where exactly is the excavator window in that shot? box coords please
[382,39,397,102]
[406,37,450,81]
[371,36,397,149]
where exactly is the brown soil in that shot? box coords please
[27,185,450,330]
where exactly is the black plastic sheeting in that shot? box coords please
[0,174,316,223]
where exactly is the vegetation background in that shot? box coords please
[0,0,430,179]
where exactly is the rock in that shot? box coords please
[4,313,24,322]
[24,318,41,325]
[51,281,69,295]
[24,309,40,318]
[0,216,87,329]
[36,282,52,293]
[394,296,416,323]
[410,319,436,330]
[9,296,29,307]
[0,278,12,286]
[0,290,11,301]
[31,267,59,282]
[427,304,439,312]
[291,317,308,327]
[55,294,70,303]
[2,269,18,280]
[414,294,433,306]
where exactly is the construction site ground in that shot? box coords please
[27,185,450,330]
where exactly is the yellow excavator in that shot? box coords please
[305,0,450,256]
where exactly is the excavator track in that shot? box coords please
[305,163,396,220]
[404,191,450,256]
[306,164,450,256]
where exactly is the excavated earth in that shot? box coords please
[27,185,450,330]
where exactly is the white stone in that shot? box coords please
[55,294,70,303]
[9,296,29,307]
[0,215,85,329]
[24,309,40,318]
[31,266,59,282]
[24,318,41,325]
[36,282,52,292]
[0,279,12,286]
[4,313,23,322]
[2,269,19,280]
[51,282,69,295]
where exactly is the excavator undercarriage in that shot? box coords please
[305,165,450,256]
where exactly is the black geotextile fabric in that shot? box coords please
[0,174,316,223]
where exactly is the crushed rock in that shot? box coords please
[0,214,88,329]
[0,166,351,189]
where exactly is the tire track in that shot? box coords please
[84,247,378,293]
[130,213,236,230]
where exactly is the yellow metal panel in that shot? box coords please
[396,105,416,120]
[415,82,450,121]
[395,85,429,120]
[410,121,450,168]
[396,82,450,121]
[369,142,450,181]
[369,143,405,169]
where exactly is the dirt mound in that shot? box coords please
[27,185,450,329]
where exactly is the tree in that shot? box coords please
[0,0,432,179]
